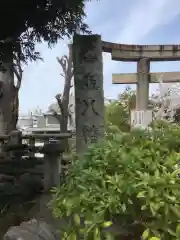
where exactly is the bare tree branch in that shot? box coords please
[55,44,74,134]
[57,56,67,75]
[55,93,63,114]
[60,73,65,77]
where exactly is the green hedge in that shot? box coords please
[50,121,180,239]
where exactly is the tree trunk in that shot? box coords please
[0,47,15,159]
[60,46,73,133]
[11,87,19,130]
[62,47,73,153]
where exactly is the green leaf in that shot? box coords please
[137,191,146,198]
[68,232,77,240]
[142,228,150,239]
[102,221,113,228]
[149,237,160,240]
[167,228,176,236]
[93,227,101,240]
[170,205,180,218]
[73,214,81,226]
[141,205,147,210]
[150,203,157,216]
[172,168,180,177]
[176,224,180,238]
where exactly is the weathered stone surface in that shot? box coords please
[73,34,105,153]
[41,142,64,154]
[112,72,180,84]
[102,41,180,61]
[3,219,59,240]
[0,174,14,182]
[136,58,150,110]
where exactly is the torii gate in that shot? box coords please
[102,41,180,127]
[102,41,180,110]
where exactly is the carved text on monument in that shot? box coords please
[76,98,99,116]
[83,50,97,61]
[83,72,98,89]
[80,43,97,62]
[82,124,100,144]
[76,72,99,90]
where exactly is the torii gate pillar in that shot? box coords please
[136,58,150,110]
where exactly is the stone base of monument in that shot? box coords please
[3,218,59,240]
[131,110,153,129]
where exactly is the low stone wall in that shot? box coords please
[3,219,59,240]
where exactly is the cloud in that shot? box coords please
[104,0,180,71]
[115,0,180,44]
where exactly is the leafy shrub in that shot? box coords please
[50,124,180,239]
[106,123,122,135]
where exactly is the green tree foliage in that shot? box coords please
[50,122,180,239]
[105,86,180,134]
[105,100,130,132]
[105,87,136,132]
[0,0,89,63]
[0,0,90,136]
[173,106,180,124]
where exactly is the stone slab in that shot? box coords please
[102,41,180,61]
[112,72,180,84]
[3,219,59,240]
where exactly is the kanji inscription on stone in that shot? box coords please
[73,34,104,153]
[80,44,98,62]
[83,72,98,89]
[82,124,100,144]
[83,50,97,61]
[76,98,99,116]
[76,72,100,90]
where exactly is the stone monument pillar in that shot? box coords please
[73,34,104,153]
[136,58,150,110]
